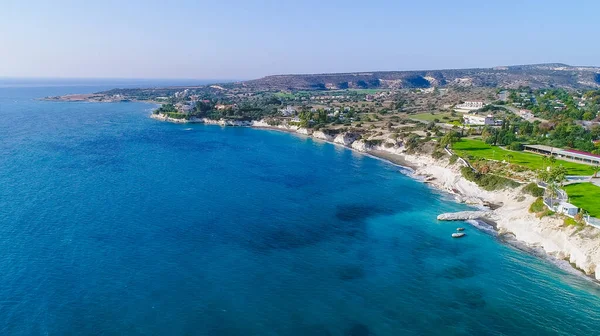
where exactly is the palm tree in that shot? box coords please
[547,181,559,208]
[549,156,556,167]
[505,154,514,164]
[593,165,600,179]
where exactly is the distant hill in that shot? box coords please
[227,64,600,91]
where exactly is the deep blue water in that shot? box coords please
[2,82,600,335]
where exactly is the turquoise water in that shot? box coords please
[2,83,600,335]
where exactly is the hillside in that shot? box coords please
[229,63,600,91]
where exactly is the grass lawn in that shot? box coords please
[410,112,456,122]
[453,139,596,176]
[274,92,295,99]
[347,89,386,94]
[564,183,600,218]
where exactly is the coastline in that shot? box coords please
[151,114,600,281]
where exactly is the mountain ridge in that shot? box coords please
[229,63,600,91]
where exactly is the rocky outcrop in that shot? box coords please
[351,140,370,152]
[333,132,360,146]
[296,128,312,135]
[312,131,335,141]
[437,211,493,221]
[150,113,189,123]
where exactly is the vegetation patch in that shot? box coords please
[529,197,546,213]
[563,216,585,228]
[537,209,555,218]
[522,182,544,197]
[460,167,520,191]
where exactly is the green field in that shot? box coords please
[274,92,295,99]
[564,183,600,217]
[410,112,457,122]
[453,139,596,176]
[347,89,386,94]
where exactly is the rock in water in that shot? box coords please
[437,211,492,221]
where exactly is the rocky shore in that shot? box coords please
[152,114,600,280]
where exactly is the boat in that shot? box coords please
[452,232,466,238]
[456,228,465,231]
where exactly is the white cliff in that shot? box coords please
[333,133,360,146]
[312,131,335,141]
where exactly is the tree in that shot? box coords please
[440,131,460,148]
[593,165,600,179]
[505,154,514,164]
[546,181,559,208]
[549,165,568,185]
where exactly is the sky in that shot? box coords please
[1,0,599,80]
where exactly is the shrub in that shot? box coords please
[523,182,544,197]
[529,197,546,213]
[432,150,445,159]
[461,167,520,191]
[507,142,523,151]
[364,139,383,147]
[537,209,555,218]
[564,217,584,227]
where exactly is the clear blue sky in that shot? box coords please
[1,0,599,80]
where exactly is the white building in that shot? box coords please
[454,101,484,112]
[463,114,499,126]
[518,109,535,121]
[280,105,296,116]
[558,202,579,217]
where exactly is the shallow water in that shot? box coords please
[1,83,600,335]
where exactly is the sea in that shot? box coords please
[1,79,600,335]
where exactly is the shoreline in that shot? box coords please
[152,114,600,281]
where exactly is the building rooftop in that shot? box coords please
[523,144,561,153]
[524,144,600,163]
[559,202,578,210]
[564,149,600,159]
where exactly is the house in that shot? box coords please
[175,103,193,113]
[558,202,579,217]
[215,104,234,110]
[454,101,484,112]
[280,105,296,116]
[518,109,535,121]
[463,114,498,126]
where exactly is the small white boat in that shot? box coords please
[452,232,466,238]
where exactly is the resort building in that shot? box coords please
[462,114,502,126]
[523,144,600,165]
[454,101,484,112]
